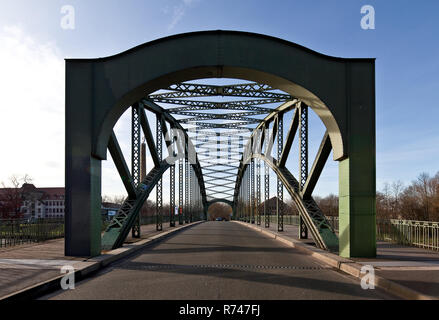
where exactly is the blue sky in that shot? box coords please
[0,0,438,200]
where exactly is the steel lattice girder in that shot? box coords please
[101,104,207,250]
[170,162,175,227]
[131,104,141,238]
[188,130,252,137]
[153,98,284,110]
[189,122,257,129]
[163,82,277,205]
[156,116,163,231]
[149,82,293,99]
[195,137,248,145]
[277,114,284,232]
[233,102,338,251]
[204,177,236,183]
[242,153,338,251]
[298,104,309,239]
[178,115,263,123]
[172,110,270,117]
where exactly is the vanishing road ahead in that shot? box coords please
[43,221,394,300]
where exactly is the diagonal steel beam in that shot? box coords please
[139,103,160,168]
[302,131,332,199]
[108,131,137,198]
[265,115,279,158]
[278,107,299,167]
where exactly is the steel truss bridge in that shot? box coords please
[65,31,376,258]
[99,80,338,251]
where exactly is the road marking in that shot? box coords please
[119,263,330,271]
[357,260,439,268]
[0,259,82,270]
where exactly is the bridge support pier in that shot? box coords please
[65,65,102,257]
[338,63,376,258]
[65,156,102,257]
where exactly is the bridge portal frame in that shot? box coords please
[65,30,375,258]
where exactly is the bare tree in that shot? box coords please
[208,203,232,221]
[414,173,431,220]
[0,174,32,219]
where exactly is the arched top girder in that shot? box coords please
[65,30,376,164]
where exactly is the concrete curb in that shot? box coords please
[0,221,203,301]
[233,221,436,300]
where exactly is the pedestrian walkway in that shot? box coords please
[244,219,439,298]
[0,222,187,299]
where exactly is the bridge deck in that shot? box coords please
[1,221,439,299]
[43,222,391,300]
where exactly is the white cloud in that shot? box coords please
[0,26,65,187]
[167,0,200,30]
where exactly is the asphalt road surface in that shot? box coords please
[43,221,395,300]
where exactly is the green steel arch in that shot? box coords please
[66,30,376,258]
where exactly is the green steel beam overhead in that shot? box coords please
[150,82,292,100]
[156,99,285,109]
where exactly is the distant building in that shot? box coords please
[20,184,65,219]
[0,183,125,221]
[101,202,122,221]
[258,197,291,215]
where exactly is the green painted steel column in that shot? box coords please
[65,61,102,257]
[338,62,376,258]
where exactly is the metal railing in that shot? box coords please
[1,214,199,249]
[140,215,170,225]
[268,215,338,230]
[266,215,439,251]
[3,215,439,251]
[0,218,64,248]
[377,219,439,251]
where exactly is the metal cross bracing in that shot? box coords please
[168,125,176,228]
[179,158,184,225]
[148,81,290,204]
[101,79,338,253]
[299,104,309,239]
[149,82,293,100]
[233,99,339,251]
[169,160,176,227]
[101,99,207,251]
[256,158,261,226]
[149,82,292,205]
[277,114,284,232]
[250,159,255,224]
[156,117,164,231]
[264,161,270,228]
[131,104,141,238]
